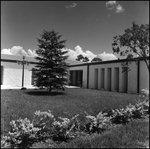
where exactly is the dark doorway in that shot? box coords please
[69,70,83,87]
[95,69,98,89]
[122,71,128,93]
[114,67,119,92]
[1,66,3,85]
[107,68,111,91]
[31,68,36,85]
[100,68,105,89]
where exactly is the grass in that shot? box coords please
[1,88,139,134]
[53,119,149,148]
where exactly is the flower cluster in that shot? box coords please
[141,88,149,99]
[110,92,149,124]
[1,88,149,148]
[1,118,40,148]
[85,112,111,133]
[51,115,80,141]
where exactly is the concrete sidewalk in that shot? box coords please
[1,85,80,90]
[1,85,38,90]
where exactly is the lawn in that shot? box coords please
[1,88,139,134]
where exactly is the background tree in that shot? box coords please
[34,30,69,93]
[76,54,89,62]
[112,22,149,72]
[91,57,102,63]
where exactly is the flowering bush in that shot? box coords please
[32,110,55,140]
[51,114,81,142]
[133,99,149,118]
[33,111,80,142]
[110,107,133,124]
[85,112,112,133]
[141,88,149,99]
[110,89,149,124]
[1,88,149,148]
[1,118,40,148]
[1,135,11,148]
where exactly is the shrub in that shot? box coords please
[33,111,81,142]
[51,114,80,142]
[1,118,40,148]
[32,110,55,140]
[110,89,149,124]
[55,119,149,148]
[84,112,112,133]
[1,88,149,148]
[141,88,149,99]
[110,107,132,124]
[110,100,149,124]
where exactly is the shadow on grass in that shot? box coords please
[24,90,66,96]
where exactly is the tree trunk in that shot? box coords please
[48,85,52,93]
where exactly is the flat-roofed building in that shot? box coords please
[1,54,149,94]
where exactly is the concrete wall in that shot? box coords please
[1,61,36,87]
[87,60,149,94]
[127,61,138,94]
[88,62,127,93]
[139,60,149,93]
[1,58,149,94]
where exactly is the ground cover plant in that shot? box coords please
[1,88,139,134]
[53,118,149,148]
[1,88,149,148]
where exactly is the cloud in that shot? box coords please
[106,1,124,13]
[98,52,117,61]
[74,45,83,55]
[11,46,24,55]
[63,45,117,62]
[106,1,117,10]
[1,46,37,57]
[27,49,38,57]
[2,45,117,62]
[66,2,77,9]
[116,4,124,13]
[63,45,96,62]
[1,48,12,55]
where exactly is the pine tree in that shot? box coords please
[34,30,69,92]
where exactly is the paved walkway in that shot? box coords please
[1,85,38,90]
[1,85,80,90]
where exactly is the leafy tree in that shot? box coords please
[91,57,102,62]
[112,22,149,72]
[33,30,69,92]
[76,54,89,62]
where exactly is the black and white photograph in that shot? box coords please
[1,1,149,148]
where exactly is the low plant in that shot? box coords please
[110,89,149,124]
[55,118,149,148]
[31,139,57,148]
[32,110,55,140]
[84,112,112,133]
[140,88,149,99]
[1,118,40,148]
[51,114,80,142]
[110,107,132,124]
[33,111,82,142]
[1,88,149,148]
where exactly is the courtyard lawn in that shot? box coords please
[1,88,139,134]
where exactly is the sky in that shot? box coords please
[1,1,149,61]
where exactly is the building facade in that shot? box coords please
[69,59,149,94]
[1,54,149,94]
